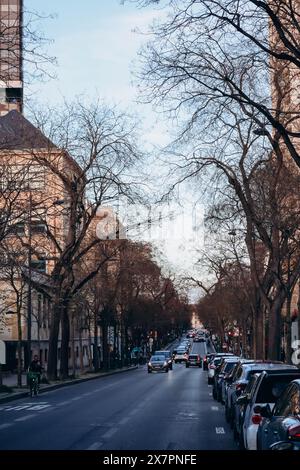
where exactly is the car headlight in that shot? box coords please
[164,361,167,366]
[148,362,152,367]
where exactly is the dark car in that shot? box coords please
[212,357,239,402]
[148,355,169,373]
[257,379,300,450]
[186,354,202,368]
[153,350,173,370]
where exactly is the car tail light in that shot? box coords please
[235,382,246,392]
[252,415,262,425]
[288,424,300,439]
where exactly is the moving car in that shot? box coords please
[186,354,202,368]
[153,350,173,370]
[174,348,188,363]
[148,355,169,373]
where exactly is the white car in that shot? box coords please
[174,349,188,363]
[239,367,299,450]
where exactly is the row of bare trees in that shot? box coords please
[127,0,300,361]
[0,99,190,381]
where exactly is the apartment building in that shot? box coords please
[0,0,23,115]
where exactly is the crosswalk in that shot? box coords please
[0,402,51,412]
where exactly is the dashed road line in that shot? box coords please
[102,427,118,439]
[86,442,103,450]
[211,406,219,411]
[119,417,130,425]
[57,401,70,407]
[15,414,36,422]
[0,423,14,430]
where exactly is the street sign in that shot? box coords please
[0,340,6,364]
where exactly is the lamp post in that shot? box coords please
[27,192,32,369]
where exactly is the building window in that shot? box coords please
[76,347,79,358]
[58,348,61,360]
[30,258,46,273]
[30,220,47,235]
[45,349,48,362]
[12,221,25,236]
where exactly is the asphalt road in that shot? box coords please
[0,340,237,450]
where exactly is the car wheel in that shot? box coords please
[148,369,152,373]
[212,388,217,400]
[165,368,169,373]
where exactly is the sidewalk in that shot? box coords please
[0,365,138,404]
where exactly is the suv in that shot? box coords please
[174,349,188,363]
[153,350,173,370]
[186,354,202,368]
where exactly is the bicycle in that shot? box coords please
[27,371,40,397]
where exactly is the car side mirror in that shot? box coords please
[236,395,248,406]
[255,404,272,419]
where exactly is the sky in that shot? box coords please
[25,0,205,299]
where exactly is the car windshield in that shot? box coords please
[189,355,198,360]
[177,350,186,354]
[224,362,237,373]
[255,375,300,403]
[151,356,165,362]
[155,351,168,357]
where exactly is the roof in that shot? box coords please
[0,110,55,150]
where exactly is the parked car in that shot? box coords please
[225,361,284,426]
[257,378,300,450]
[208,354,236,385]
[203,353,215,371]
[148,355,169,373]
[212,357,239,402]
[237,368,300,450]
[186,354,202,368]
[153,350,173,370]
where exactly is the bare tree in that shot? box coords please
[25,100,142,380]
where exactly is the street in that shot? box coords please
[0,342,237,451]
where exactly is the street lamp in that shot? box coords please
[27,192,32,369]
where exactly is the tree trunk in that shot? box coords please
[93,310,100,371]
[60,303,70,379]
[47,297,62,381]
[17,306,22,388]
[79,328,84,373]
[267,297,283,361]
[102,322,109,370]
[286,294,292,364]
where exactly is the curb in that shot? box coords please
[0,366,138,404]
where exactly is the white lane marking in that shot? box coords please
[71,397,81,401]
[209,392,212,396]
[215,427,225,434]
[26,405,50,411]
[119,417,130,425]
[128,408,139,416]
[15,414,36,422]
[0,423,14,430]
[86,442,102,450]
[211,406,219,411]
[5,405,31,411]
[57,401,70,407]
[102,427,118,439]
